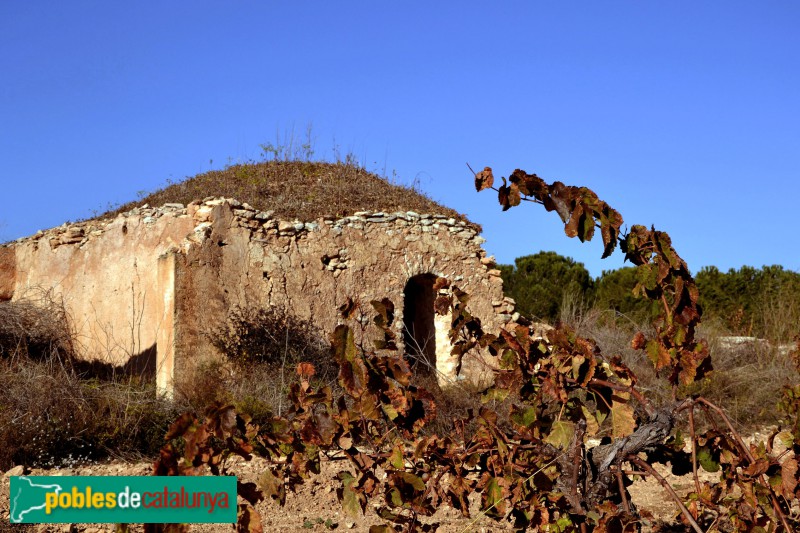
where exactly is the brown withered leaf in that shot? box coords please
[611,400,637,438]
[354,393,381,420]
[257,469,285,505]
[337,433,353,449]
[564,203,583,238]
[183,423,209,462]
[434,295,451,315]
[338,297,357,319]
[338,358,366,398]
[578,208,595,242]
[409,387,438,435]
[475,166,494,191]
[544,420,575,449]
[508,182,521,207]
[743,458,770,477]
[656,232,682,270]
[296,362,316,378]
[390,471,426,497]
[314,411,338,446]
[432,276,450,291]
[206,402,238,436]
[676,347,712,386]
[153,444,180,476]
[480,476,508,518]
[498,177,512,211]
[549,181,574,222]
[509,168,547,198]
[500,329,524,357]
[541,372,568,403]
[677,294,701,325]
[599,213,621,258]
[782,458,798,497]
[337,471,367,517]
[371,298,395,328]
[236,503,263,533]
[165,412,196,440]
[385,387,410,418]
[574,353,597,386]
[231,439,253,461]
[631,331,647,351]
[331,325,357,363]
[622,225,654,265]
[238,481,264,506]
[655,258,671,288]
[645,339,672,371]
[382,355,411,386]
[350,450,376,472]
[609,356,637,386]
[300,418,321,444]
[447,476,473,517]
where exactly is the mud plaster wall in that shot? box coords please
[3,209,194,380]
[2,199,520,393]
[0,247,14,301]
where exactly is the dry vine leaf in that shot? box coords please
[781,459,798,498]
[236,503,263,533]
[611,400,636,439]
[296,362,316,378]
[474,166,494,191]
[338,297,357,319]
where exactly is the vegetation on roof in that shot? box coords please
[101,160,477,228]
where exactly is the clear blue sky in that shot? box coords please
[2,1,798,277]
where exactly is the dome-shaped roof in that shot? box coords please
[101,160,477,229]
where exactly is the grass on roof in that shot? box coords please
[101,160,477,228]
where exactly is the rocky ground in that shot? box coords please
[1,452,717,533]
[4,427,795,533]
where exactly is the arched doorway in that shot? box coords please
[402,274,437,373]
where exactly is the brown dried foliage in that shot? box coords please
[0,299,74,361]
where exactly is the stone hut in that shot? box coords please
[0,162,518,394]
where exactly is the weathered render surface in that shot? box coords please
[2,206,195,383]
[1,199,519,393]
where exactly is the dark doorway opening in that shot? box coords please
[403,274,437,373]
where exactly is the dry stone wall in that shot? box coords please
[1,198,520,393]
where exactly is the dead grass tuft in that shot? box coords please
[561,303,800,431]
[207,305,335,381]
[0,355,181,470]
[0,298,182,470]
[98,160,477,229]
[177,305,340,423]
[0,297,74,362]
